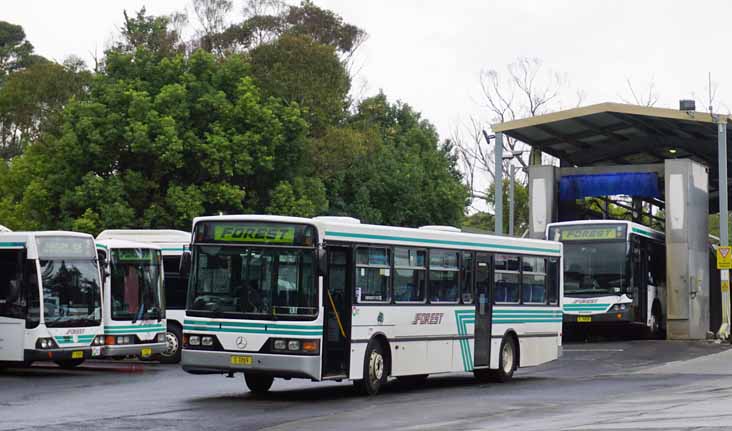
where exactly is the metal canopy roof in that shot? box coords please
[492,102,732,211]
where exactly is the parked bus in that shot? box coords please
[97,230,190,363]
[181,215,563,395]
[546,220,665,336]
[95,239,167,359]
[0,231,104,368]
[0,225,11,232]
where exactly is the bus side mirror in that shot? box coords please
[180,251,192,276]
[317,248,327,276]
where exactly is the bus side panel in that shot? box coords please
[0,317,24,361]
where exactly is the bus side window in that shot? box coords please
[547,258,559,305]
[522,256,546,304]
[494,254,520,303]
[0,250,25,319]
[355,247,391,303]
[462,252,474,304]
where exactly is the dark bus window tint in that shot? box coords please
[163,256,188,310]
[25,261,39,328]
[429,249,460,303]
[547,257,560,304]
[394,248,426,302]
[462,252,474,304]
[355,247,391,303]
[522,257,546,304]
[495,254,520,303]
[0,251,25,319]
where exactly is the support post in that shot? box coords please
[495,133,504,235]
[509,165,515,236]
[718,121,731,337]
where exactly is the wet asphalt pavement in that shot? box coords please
[2,337,732,431]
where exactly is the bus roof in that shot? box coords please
[96,238,162,251]
[97,229,190,255]
[192,215,562,256]
[0,231,96,258]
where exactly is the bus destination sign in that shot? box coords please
[213,225,296,244]
[559,227,623,241]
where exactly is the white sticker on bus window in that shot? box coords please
[361,268,365,276]
[356,288,362,302]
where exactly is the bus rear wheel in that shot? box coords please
[55,359,84,369]
[244,373,274,394]
[354,339,388,395]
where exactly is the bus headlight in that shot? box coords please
[201,336,214,346]
[116,336,134,345]
[287,340,301,351]
[157,333,166,343]
[92,335,105,346]
[273,339,287,350]
[612,304,627,311]
[189,335,201,346]
[36,338,58,349]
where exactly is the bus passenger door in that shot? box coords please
[323,246,351,377]
[0,249,26,362]
[474,253,492,368]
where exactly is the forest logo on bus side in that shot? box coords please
[412,313,444,325]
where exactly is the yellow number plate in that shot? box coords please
[141,347,152,357]
[71,351,84,359]
[231,355,253,366]
[577,316,592,323]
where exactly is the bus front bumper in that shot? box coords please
[24,346,101,362]
[564,309,634,324]
[102,342,167,358]
[182,349,321,380]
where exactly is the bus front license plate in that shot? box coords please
[141,348,152,357]
[71,351,84,359]
[577,316,592,323]
[231,355,252,366]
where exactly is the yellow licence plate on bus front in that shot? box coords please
[71,351,84,359]
[231,355,253,366]
[577,316,592,323]
[141,348,152,357]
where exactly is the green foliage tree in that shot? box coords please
[0,47,311,233]
[0,21,47,83]
[318,93,468,227]
[0,59,91,159]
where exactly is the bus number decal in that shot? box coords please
[412,313,444,325]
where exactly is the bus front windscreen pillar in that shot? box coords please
[665,158,710,340]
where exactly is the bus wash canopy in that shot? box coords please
[559,172,661,201]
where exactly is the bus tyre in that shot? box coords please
[244,373,274,394]
[355,339,388,395]
[494,335,517,382]
[55,359,84,369]
[160,325,182,364]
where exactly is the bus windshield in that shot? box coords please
[188,245,316,319]
[40,259,101,327]
[110,249,163,321]
[563,242,628,295]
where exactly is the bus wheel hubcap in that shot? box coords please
[163,332,178,357]
[502,343,513,373]
[370,352,384,383]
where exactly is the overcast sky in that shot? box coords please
[5,0,732,142]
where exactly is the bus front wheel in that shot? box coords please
[354,338,388,395]
[160,324,182,364]
[244,373,274,394]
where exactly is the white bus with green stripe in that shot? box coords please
[98,229,190,363]
[95,239,167,359]
[546,220,665,336]
[181,215,563,395]
[0,231,105,368]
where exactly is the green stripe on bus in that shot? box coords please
[631,227,664,240]
[105,328,164,334]
[183,320,322,330]
[0,242,24,247]
[184,325,322,336]
[104,324,165,330]
[96,244,109,251]
[324,231,561,254]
